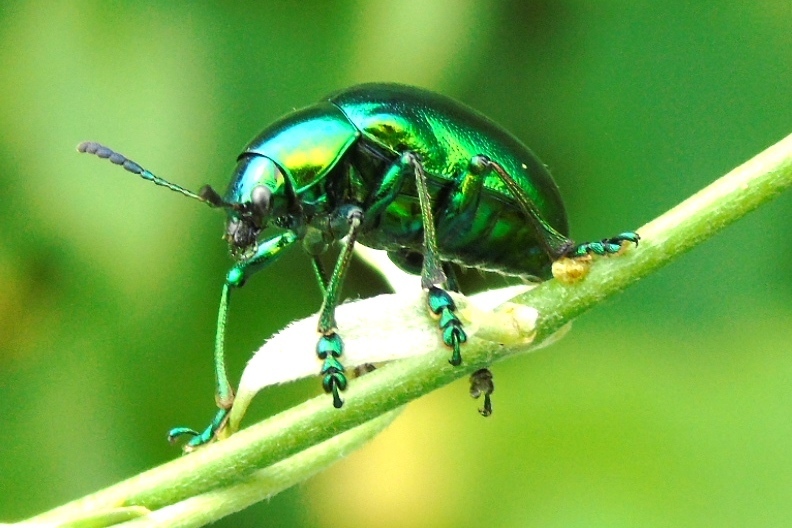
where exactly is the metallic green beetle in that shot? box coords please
[79,83,638,450]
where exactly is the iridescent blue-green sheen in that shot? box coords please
[227,83,570,279]
[79,83,637,451]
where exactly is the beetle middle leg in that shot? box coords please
[397,153,470,367]
[315,205,365,408]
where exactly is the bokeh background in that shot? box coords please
[2,1,791,526]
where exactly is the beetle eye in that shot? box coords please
[251,185,272,219]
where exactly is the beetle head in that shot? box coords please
[77,142,295,261]
[222,154,295,259]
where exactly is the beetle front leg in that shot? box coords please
[316,206,364,408]
[168,231,298,451]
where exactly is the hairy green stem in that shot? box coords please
[23,132,792,527]
[121,410,402,528]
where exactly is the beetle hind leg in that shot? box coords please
[566,232,641,258]
[314,205,365,408]
[475,156,639,275]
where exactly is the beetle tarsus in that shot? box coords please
[330,382,344,409]
[427,286,468,366]
[568,231,640,258]
[318,333,348,408]
[322,372,347,409]
[166,427,200,443]
[470,368,495,417]
[168,407,230,452]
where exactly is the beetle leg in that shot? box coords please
[394,152,469,368]
[168,231,298,451]
[366,152,468,366]
[442,262,460,293]
[470,368,495,417]
[311,257,330,295]
[432,158,488,243]
[473,156,574,259]
[441,262,495,413]
[476,157,640,263]
[426,285,468,366]
[566,232,641,258]
[403,153,446,288]
[316,205,364,408]
[361,152,412,227]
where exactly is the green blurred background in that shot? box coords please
[1,1,791,526]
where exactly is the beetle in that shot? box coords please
[79,83,638,450]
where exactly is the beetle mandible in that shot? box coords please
[79,83,639,450]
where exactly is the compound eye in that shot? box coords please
[251,185,272,219]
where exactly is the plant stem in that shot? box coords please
[121,410,402,528]
[526,131,792,334]
[23,132,792,527]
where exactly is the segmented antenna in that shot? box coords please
[77,141,225,207]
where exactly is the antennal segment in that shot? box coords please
[77,141,221,207]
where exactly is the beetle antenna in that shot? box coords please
[77,141,229,209]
